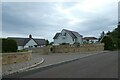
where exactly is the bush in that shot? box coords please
[2,38,17,53]
[101,36,115,50]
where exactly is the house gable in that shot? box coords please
[24,39,38,48]
[83,37,98,43]
[8,35,46,50]
[53,33,61,39]
[53,29,83,45]
[54,31,74,45]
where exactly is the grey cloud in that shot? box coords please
[2,2,118,41]
[2,2,58,35]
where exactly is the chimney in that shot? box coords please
[29,34,32,38]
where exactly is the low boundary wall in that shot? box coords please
[31,43,104,54]
[31,47,49,54]
[51,43,104,53]
[2,52,32,65]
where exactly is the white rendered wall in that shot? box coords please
[54,32,74,45]
[18,46,24,50]
[24,39,38,48]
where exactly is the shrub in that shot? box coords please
[2,38,17,53]
[101,36,115,50]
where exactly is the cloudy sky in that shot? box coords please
[1,0,119,42]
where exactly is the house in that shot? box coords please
[8,34,46,50]
[83,37,98,43]
[53,29,83,45]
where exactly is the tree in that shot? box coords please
[98,31,105,42]
[49,42,54,45]
[99,22,120,49]
[45,40,49,46]
[2,38,17,52]
[101,36,115,50]
[106,31,111,35]
[0,38,2,53]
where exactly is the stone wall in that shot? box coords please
[31,47,50,54]
[31,43,104,54]
[2,52,32,65]
[51,43,104,53]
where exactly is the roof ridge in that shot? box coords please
[63,29,78,33]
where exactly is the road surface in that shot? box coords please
[4,51,118,78]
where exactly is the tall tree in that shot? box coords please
[99,31,105,42]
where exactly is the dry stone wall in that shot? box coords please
[52,43,104,53]
[2,52,31,65]
[31,47,49,54]
[31,43,104,54]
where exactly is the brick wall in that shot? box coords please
[2,52,32,65]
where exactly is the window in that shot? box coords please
[64,33,66,36]
[29,46,33,48]
[34,45,37,47]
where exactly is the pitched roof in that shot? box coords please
[53,33,61,39]
[63,29,83,38]
[34,39,46,45]
[83,37,97,40]
[8,37,46,46]
[63,29,77,39]
[53,29,82,39]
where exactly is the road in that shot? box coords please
[4,51,118,78]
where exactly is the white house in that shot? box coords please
[53,29,83,45]
[83,37,98,44]
[8,34,46,50]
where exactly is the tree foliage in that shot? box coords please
[2,38,17,53]
[101,36,115,50]
[45,40,49,46]
[100,22,120,50]
[49,42,54,45]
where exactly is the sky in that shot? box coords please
[1,0,119,42]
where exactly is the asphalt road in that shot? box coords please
[4,51,118,78]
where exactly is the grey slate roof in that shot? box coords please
[53,29,82,39]
[8,37,46,46]
[33,39,46,45]
[53,33,61,39]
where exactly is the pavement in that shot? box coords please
[2,51,109,77]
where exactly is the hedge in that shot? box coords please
[2,38,17,53]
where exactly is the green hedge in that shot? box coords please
[2,38,17,53]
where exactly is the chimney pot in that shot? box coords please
[29,34,32,38]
